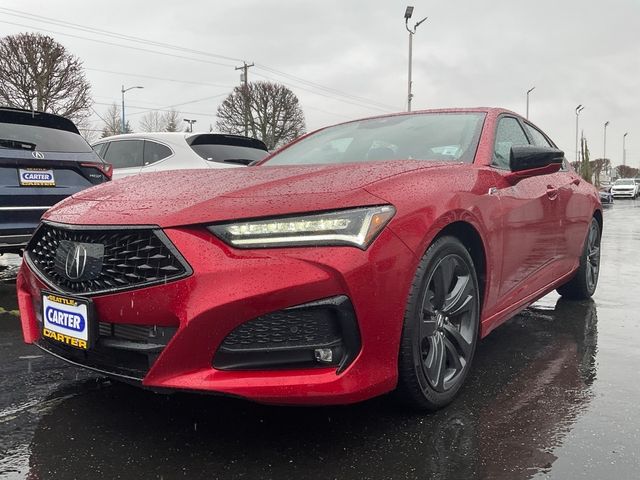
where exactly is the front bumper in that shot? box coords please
[18,225,416,405]
[611,189,636,198]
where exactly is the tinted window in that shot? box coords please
[265,113,486,166]
[190,144,268,164]
[524,124,552,147]
[103,140,144,169]
[0,122,92,153]
[93,143,107,158]
[144,140,172,165]
[493,117,530,169]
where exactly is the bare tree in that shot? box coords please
[139,111,165,132]
[100,103,132,137]
[163,109,181,132]
[616,165,639,179]
[216,81,306,149]
[76,118,101,145]
[0,32,92,122]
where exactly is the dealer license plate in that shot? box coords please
[19,168,56,186]
[42,291,93,350]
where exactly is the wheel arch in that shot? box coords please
[432,221,488,312]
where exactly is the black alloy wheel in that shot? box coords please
[557,217,601,299]
[396,236,480,410]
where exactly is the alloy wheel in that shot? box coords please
[416,253,477,393]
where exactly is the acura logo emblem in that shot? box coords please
[65,244,88,280]
[32,151,45,159]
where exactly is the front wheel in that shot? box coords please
[557,217,601,299]
[395,236,480,410]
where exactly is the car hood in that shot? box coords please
[44,161,445,227]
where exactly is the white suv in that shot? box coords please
[93,132,269,180]
[611,178,639,199]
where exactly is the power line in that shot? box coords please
[85,67,234,89]
[0,8,397,113]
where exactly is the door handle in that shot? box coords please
[546,185,559,200]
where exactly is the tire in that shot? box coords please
[395,236,480,410]
[557,217,601,299]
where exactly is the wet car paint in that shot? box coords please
[1,202,640,479]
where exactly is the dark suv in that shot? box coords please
[0,107,112,254]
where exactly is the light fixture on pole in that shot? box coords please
[575,104,584,163]
[526,87,535,119]
[623,132,628,166]
[184,118,197,133]
[404,6,427,112]
[121,85,144,134]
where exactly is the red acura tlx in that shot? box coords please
[17,108,602,409]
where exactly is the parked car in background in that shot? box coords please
[0,107,111,254]
[599,188,614,205]
[610,178,639,198]
[92,132,269,179]
[18,108,602,410]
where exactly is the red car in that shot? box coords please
[17,108,602,409]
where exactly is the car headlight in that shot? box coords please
[207,205,396,249]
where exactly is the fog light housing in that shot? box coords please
[314,348,333,363]
[213,296,360,373]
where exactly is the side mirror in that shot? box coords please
[505,146,564,184]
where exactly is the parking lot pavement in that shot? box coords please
[1,200,640,480]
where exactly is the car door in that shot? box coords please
[492,116,562,307]
[522,121,577,268]
[103,140,144,179]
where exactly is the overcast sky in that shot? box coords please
[1,0,639,166]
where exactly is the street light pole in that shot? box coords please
[526,86,535,119]
[575,104,584,163]
[404,6,427,112]
[623,132,628,166]
[183,119,197,133]
[121,85,144,134]
[603,121,609,160]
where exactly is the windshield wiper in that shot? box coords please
[0,139,37,150]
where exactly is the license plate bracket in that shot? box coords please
[41,291,95,350]
[19,168,56,187]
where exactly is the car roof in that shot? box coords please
[0,106,79,134]
[94,132,268,150]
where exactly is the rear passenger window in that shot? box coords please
[92,143,107,158]
[144,141,172,165]
[524,124,553,147]
[493,117,530,169]
[103,140,144,169]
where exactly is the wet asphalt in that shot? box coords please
[1,201,639,480]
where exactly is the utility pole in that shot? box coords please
[623,132,628,166]
[235,62,254,136]
[183,118,197,133]
[404,6,427,112]
[526,86,535,119]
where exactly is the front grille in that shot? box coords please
[221,310,341,351]
[38,321,177,380]
[26,222,191,294]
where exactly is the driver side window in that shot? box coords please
[493,117,530,170]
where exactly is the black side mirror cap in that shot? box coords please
[510,145,565,172]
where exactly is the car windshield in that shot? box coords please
[615,179,635,185]
[0,122,92,153]
[264,112,486,166]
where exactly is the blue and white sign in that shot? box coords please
[19,168,55,186]
[42,293,89,349]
